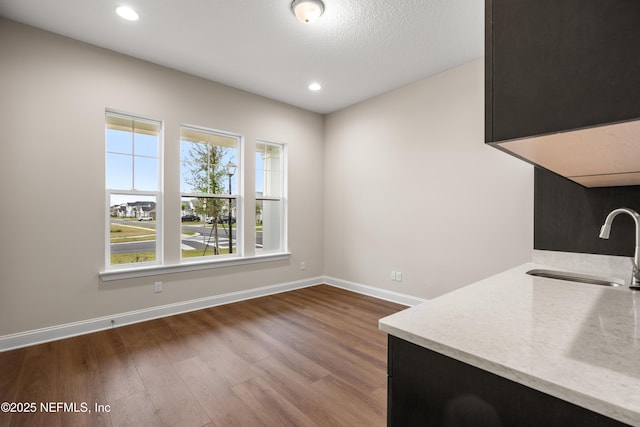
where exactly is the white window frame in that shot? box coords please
[99,120,292,282]
[179,125,243,262]
[104,111,163,270]
[255,140,288,255]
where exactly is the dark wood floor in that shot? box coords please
[0,285,406,427]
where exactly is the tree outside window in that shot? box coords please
[180,127,239,259]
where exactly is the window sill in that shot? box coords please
[99,252,291,282]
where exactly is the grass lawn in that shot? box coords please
[110,219,238,264]
[111,252,156,264]
[182,248,231,257]
[111,248,232,264]
[110,222,155,244]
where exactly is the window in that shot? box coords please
[105,112,162,267]
[102,112,289,281]
[180,126,240,260]
[256,141,286,254]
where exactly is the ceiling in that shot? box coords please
[0,0,484,114]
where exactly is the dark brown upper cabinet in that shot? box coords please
[485,0,640,187]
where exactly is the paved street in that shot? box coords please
[109,220,261,255]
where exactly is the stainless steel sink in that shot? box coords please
[526,269,624,287]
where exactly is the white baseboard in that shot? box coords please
[0,277,321,352]
[0,276,424,352]
[323,276,426,307]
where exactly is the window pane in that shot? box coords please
[106,153,133,190]
[106,113,160,192]
[109,194,157,265]
[256,142,282,197]
[134,132,158,157]
[180,140,216,194]
[221,151,238,195]
[180,128,238,195]
[256,150,264,195]
[180,161,208,193]
[106,129,133,154]
[134,156,158,191]
[181,197,235,259]
[256,199,282,253]
[106,112,161,270]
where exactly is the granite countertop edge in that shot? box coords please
[379,261,639,425]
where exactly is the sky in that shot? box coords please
[106,128,262,206]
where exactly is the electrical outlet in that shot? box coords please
[390,271,403,282]
[300,261,306,270]
[154,281,163,293]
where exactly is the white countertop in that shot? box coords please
[379,263,640,426]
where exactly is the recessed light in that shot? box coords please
[308,82,322,91]
[116,6,139,21]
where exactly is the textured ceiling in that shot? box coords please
[0,0,484,114]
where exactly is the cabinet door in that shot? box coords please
[388,336,627,426]
[486,0,640,143]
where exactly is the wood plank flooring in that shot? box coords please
[0,285,406,427]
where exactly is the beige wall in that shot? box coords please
[324,59,534,299]
[0,19,324,335]
[0,19,534,337]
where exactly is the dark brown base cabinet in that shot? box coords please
[387,336,628,426]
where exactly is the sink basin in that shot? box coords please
[526,269,624,287]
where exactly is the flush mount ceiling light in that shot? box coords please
[291,0,325,24]
[308,82,322,91]
[116,6,139,21]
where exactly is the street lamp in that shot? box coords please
[225,162,236,254]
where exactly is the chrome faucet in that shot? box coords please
[599,208,640,290]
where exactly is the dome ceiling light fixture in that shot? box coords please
[291,0,325,24]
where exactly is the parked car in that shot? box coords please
[138,216,153,221]
[181,214,200,222]
[219,215,236,224]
